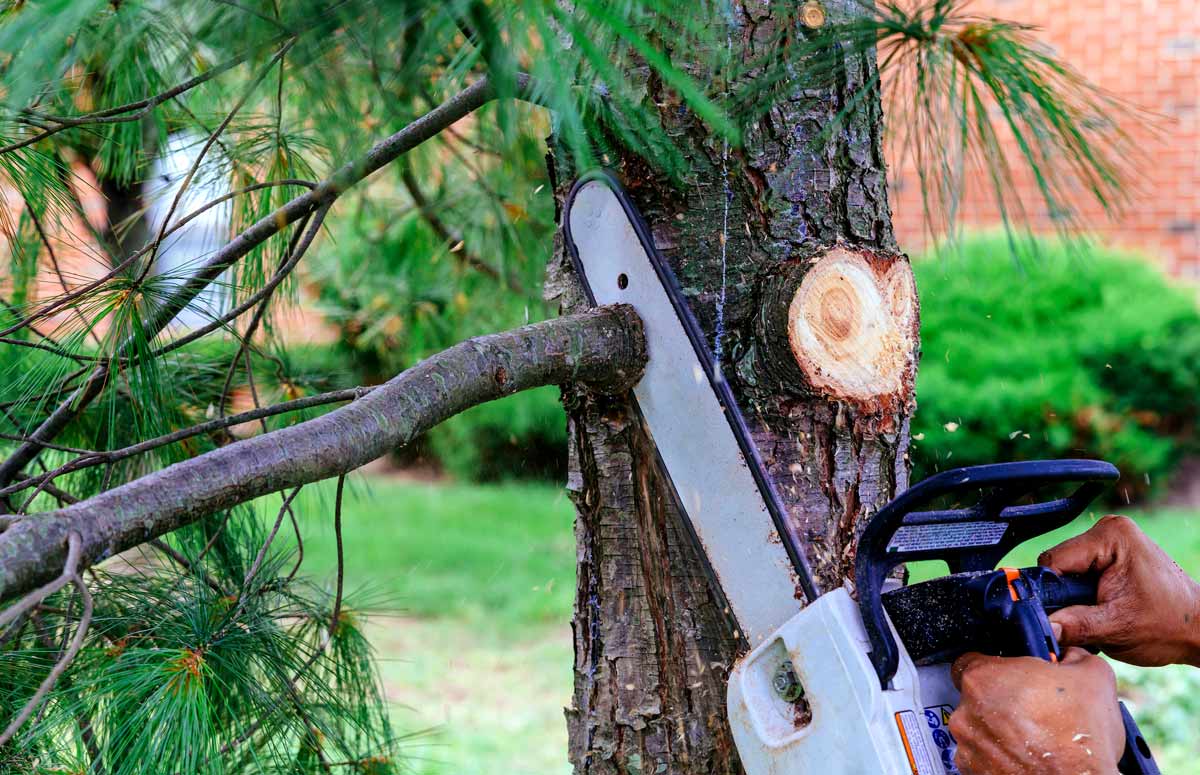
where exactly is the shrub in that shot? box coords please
[428,386,567,482]
[912,234,1200,500]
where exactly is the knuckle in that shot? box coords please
[948,712,970,740]
[959,666,992,698]
[1100,514,1136,535]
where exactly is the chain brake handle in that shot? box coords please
[855,459,1119,689]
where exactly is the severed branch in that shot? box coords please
[0,386,376,500]
[0,305,646,604]
[0,73,535,487]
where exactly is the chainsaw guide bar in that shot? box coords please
[563,171,819,644]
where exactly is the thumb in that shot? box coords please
[1050,604,1117,647]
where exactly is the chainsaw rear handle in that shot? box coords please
[856,459,1119,688]
[1119,703,1161,774]
[971,566,1096,660]
[988,569,1161,775]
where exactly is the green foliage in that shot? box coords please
[1114,662,1200,774]
[757,0,1138,243]
[912,234,1200,498]
[311,188,567,481]
[0,508,401,773]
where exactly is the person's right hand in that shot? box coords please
[1039,515,1200,667]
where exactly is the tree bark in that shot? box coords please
[0,306,645,604]
[552,3,918,773]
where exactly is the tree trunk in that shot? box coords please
[100,175,151,266]
[549,3,919,773]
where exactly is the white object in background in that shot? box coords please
[728,587,962,775]
[144,131,233,329]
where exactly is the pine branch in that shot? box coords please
[0,73,536,488]
[0,385,376,500]
[0,531,92,747]
[0,305,646,604]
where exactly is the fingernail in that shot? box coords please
[1051,622,1063,640]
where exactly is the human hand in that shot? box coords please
[950,648,1123,775]
[1040,515,1200,667]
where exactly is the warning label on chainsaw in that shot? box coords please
[894,710,941,775]
[886,521,1008,554]
[924,704,960,775]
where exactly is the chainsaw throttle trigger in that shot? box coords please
[887,565,1161,774]
[855,459,1118,688]
[975,568,1162,774]
[881,566,1096,666]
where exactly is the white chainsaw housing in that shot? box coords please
[728,588,962,775]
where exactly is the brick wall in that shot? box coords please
[887,0,1199,277]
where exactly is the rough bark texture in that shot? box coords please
[551,3,918,773]
[0,306,645,604]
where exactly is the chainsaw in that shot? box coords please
[563,170,1161,775]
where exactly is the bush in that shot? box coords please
[428,386,567,482]
[912,234,1200,500]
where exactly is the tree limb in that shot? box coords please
[0,305,645,604]
[0,73,534,486]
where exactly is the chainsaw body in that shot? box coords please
[729,588,961,775]
[729,460,1129,775]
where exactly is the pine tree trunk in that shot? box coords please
[548,3,919,773]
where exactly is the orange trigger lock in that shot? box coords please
[1002,567,1021,602]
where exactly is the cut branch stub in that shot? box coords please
[764,247,918,413]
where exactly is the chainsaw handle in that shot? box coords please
[857,459,1118,688]
[1038,569,1100,611]
[994,571,1160,775]
[1119,703,1162,775]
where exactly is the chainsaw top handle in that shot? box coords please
[855,459,1119,688]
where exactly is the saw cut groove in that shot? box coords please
[786,247,917,406]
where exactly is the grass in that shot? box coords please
[270,476,1200,774]
[272,477,578,775]
[291,477,577,629]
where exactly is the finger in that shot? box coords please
[951,651,991,691]
[1058,645,1094,665]
[1050,603,1119,647]
[1037,519,1122,574]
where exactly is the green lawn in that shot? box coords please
[291,478,577,629]
[274,478,578,775]
[273,477,1200,774]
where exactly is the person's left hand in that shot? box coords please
[949,647,1124,775]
